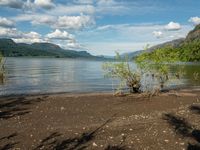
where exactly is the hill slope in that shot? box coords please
[0,39,98,59]
[136,24,200,62]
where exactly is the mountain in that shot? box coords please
[186,24,200,41]
[0,39,102,59]
[147,38,185,52]
[121,50,144,59]
[148,24,200,52]
[136,24,200,62]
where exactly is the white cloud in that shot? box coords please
[0,0,23,9]
[164,22,181,31]
[48,4,95,15]
[34,0,55,9]
[13,14,56,25]
[54,15,95,30]
[13,13,95,30]
[0,17,15,28]
[0,27,44,43]
[66,40,81,49]
[0,27,21,38]
[46,29,74,40]
[152,31,163,38]
[13,31,43,43]
[189,16,200,25]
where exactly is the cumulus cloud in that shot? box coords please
[34,0,55,9]
[0,27,21,38]
[0,17,15,28]
[13,14,56,25]
[14,31,43,43]
[152,31,163,38]
[164,22,181,31]
[54,15,95,30]
[0,27,44,43]
[0,0,23,9]
[13,13,94,30]
[46,29,74,40]
[189,16,200,25]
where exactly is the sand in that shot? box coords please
[0,89,200,150]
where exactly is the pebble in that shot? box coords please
[61,107,65,111]
[164,139,169,143]
[180,143,185,146]
[93,142,98,147]
[129,128,133,131]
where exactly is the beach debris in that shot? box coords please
[109,136,113,139]
[93,142,98,147]
[164,139,169,143]
[61,106,65,111]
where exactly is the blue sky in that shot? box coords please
[0,0,200,56]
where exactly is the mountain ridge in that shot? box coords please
[0,38,105,59]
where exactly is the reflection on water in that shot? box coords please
[0,58,200,96]
[0,58,118,96]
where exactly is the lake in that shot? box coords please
[0,57,200,96]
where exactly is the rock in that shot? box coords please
[164,139,169,143]
[93,142,98,147]
[61,107,65,111]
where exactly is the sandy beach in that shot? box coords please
[1,89,200,150]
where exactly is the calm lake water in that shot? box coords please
[0,57,200,96]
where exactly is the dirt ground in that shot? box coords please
[1,89,200,150]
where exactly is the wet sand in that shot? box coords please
[0,89,200,150]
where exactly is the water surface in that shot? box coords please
[0,58,200,96]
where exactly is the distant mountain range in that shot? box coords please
[0,39,107,59]
[120,50,144,59]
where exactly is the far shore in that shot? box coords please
[1,88,200,149]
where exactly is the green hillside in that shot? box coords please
[137,24,200,62]
[0,39,99,59]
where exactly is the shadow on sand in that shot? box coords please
[0,96,47,119]
[33,114,127,150]
[163,110,200,150]
[0,132,18,150]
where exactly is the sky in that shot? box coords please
[0,0,200,56]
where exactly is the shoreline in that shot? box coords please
[1,85,200,99]
[1,88,200,149]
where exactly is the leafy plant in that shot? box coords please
[102,53,141,94]
[0,52,5,83]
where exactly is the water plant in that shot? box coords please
[0,52,5,83]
